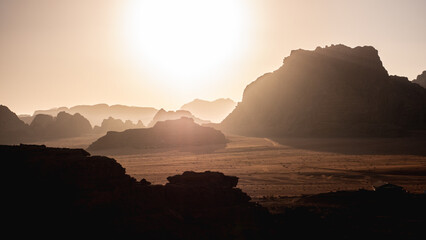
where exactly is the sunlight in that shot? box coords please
[122,0,248,90]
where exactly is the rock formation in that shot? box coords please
[30,111,92,139]
[93,117,144,133]
[180,98,237,123]
[413,70,426,88]
[147,108,210,127]
[1,106,94,143]
[0,105,30,144]
[88,117,227,151]
[221,45,426,137]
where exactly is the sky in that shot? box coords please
[1,0,425,115]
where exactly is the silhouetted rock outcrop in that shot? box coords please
[221,45,426,137]
[33,104,157,126]
[180,98,237,123]
[30,111,92,139]
[2,144,268,238]
[88,117,227,151]
[0,105,30,144]
[93,117,144,133]
[413,70,426,88]
[148,109,210,127]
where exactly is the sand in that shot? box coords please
[85,134,426,198]
[30,132,426,198]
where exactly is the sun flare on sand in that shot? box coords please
[122,0,249,91]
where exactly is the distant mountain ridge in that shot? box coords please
[30,112,92,140]
[221,44,426,137]
[147,109,210,127]
[32,104,158,126]
[180,98,237,123]
[1,105,93,144]
[93,117,144,134]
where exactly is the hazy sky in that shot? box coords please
[1,0,425,114]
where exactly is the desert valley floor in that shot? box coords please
[32,132,426,200]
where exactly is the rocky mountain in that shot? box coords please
[180,98,237,123]
[0,105,30,144]
[413,70,426,88]
[147,109,210,127]
[93,117,145,134]
[221,44,426,137]
[88,117,226,151]
[32,104,158,126]
[30,111,92,139]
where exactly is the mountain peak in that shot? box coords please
[284,44,387,75]
[221,45,426,137]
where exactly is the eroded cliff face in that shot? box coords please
[221,45,426,137]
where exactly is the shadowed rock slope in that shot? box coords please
[413,70,426,88]
[221,45,426,137]
[2,144,268,239]
[88,117,227,151]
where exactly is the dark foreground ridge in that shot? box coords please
[3,144,267,239]
[3,144,425,239]
[88,117,227,151]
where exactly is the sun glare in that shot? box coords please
[122,0,248,90]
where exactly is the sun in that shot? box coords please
[122,0,248,91]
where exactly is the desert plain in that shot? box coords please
[33,132,426,200]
